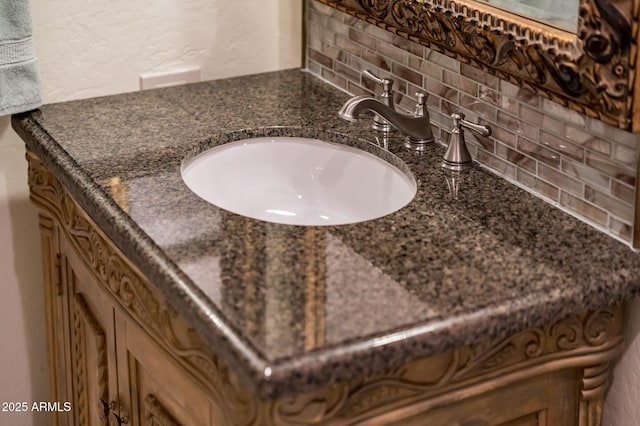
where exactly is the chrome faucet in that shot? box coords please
[339,92,435,151]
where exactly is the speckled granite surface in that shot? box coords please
[12,69,640,399]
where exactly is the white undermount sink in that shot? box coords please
[181,136,416,226]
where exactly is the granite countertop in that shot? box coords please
[12,69,640,399]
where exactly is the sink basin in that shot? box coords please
[181,136,416,226]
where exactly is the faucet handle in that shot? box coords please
[451,112,491,137]
[363,70,394,94]
[443,112,492,173]
[414,92,428,117]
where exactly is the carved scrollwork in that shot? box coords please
[552,315,585,350]
[272,384,350,424]
[360,0,390,19]
[72,293,109,426]
[584,307,617,346]
[157,309,260,424]
[272,308,623,424]
[319,0,639,129]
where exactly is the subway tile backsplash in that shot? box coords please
[306,0,640,244]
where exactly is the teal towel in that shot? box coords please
[0,0,41,116]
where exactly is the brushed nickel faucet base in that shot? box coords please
[404,137,435,151]
[442,159,475,172]
[372,120,393,133]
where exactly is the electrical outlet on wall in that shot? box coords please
[139,67,201,90]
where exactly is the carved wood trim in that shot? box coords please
[28,150,624,425]
[72,292,109,426]
[315,0,640,131]
[38,214,59,397]
[271,310,623,424]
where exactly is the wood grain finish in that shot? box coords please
[27,150,624,425]
[70,293,109,425]
[143,396,181,426]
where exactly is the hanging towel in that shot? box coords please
[0,0,41,116]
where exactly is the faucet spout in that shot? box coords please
[339,95,434,146]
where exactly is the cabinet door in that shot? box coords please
[62,234,119,426]
[115,310,224,426]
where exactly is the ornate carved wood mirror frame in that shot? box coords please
[316,0,640,132]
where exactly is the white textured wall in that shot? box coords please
[0,2,301,425]
[33,0,302,102]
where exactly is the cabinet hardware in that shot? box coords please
[99,399,110,421]
[100,400,129,425]
[111,410,129,425]
[110,402,129,425]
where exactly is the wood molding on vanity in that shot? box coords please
[27,150,626,425]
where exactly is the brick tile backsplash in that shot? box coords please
[306,0,640,244]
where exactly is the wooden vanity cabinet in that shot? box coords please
[64,232,221,425]
[41,210,222,425]
[28,151,625,426]
[31,156,228,425]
